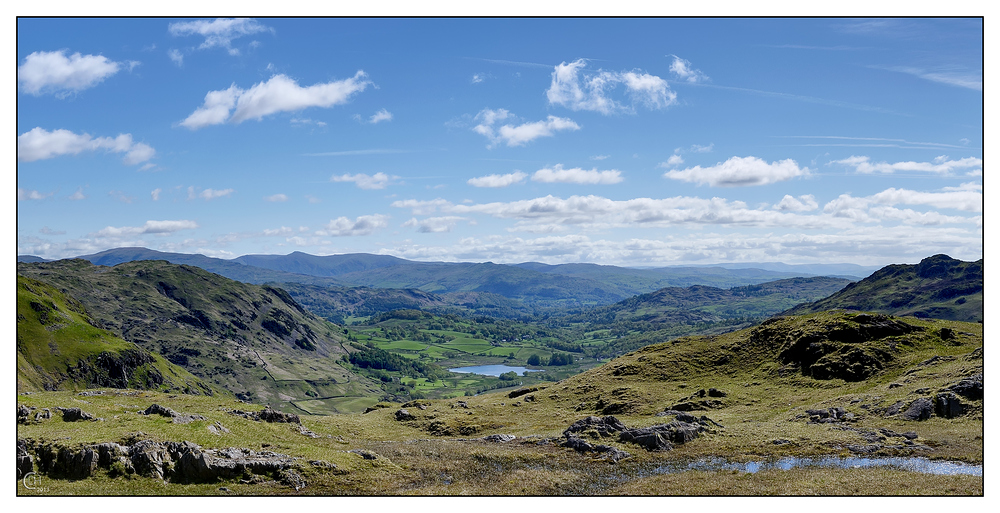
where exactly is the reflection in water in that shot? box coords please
[448,364,541,376]
[657,456,982,476]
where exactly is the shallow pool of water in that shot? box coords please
[655,456,982,476]
[448,364,541,377]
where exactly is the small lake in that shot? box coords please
[654,456,982,477]
[448,364,541,377]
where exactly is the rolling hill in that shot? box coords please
[17,275,214,395]
[17,259,383,413]
[783,254,983,322]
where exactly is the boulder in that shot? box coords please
[934,392,963,419]
[948,374,983,400]
[482,434,516,443]
[394,409,416,421]
[900,398,933,421]
[562,416,627,438]
[259,408,300,424]
[58,407,97,422]
[142,403,178,417]
[618,428,672,451]
[17,440,33,479]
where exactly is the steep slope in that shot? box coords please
[17,275,213,395]
[18,259,382,413]
[784,255,983,322]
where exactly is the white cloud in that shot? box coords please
[471,73,485,84]
[773,194,818,212]
[315,214,389,236]
[590,155,610,161]
[151,188,162,201]
[660,154,684,167]
[878,65,982,91]
[403,216,467,233]
[180,72,371,129]
[94,220,199,237]
[18,50,122,96]
[290,118,327,127]
[664,156,809,187]
[17,127,155,165]
[187,186,234,200]
[69,189,87,200]
[531,164,623,185]
[168,49,184,66]
[546,58,675,115]
[690,143,714,153]
[473,108,580,148]
[17,188,49,201]
[368,108,392,124]
[467,171,527,188]
[831,155,983,175]
[264,193,288,202]
[824,187,981,218]
[168,18,272,56]
[668,55,709,83]
[330,172,396,190]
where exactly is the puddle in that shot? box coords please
[656,456,982,477]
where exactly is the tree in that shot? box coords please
[527,354,541,366]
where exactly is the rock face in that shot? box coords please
[20,438,297,483]
[229,407,300,424]
[948,374,983,400]
[934,392,963,419]
[394,409,416,421]
[560,412,719,460]
[58,407,98,422]
[900,398,934,421]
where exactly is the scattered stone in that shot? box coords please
[77,391,105,397]
[884,401,905,417]
[350,449,379,460]
[772,439,791,445]
[900,398,933,421]
[279,469,306,491]
[482,434,516,443]
[298,425,321,438]
[453,401,469,409]
[707,388,727,398]
[142,404,178,417]
[563,416,627,438]
[35,408,51,422]
[206,422,230,435]
[888,383,902,389]
[173,414,207,425]
[58,407,98,422]
[218,487,229,492]
[395,408,416,421]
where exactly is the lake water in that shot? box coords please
[653,456,982,477]
[448,364,541,377]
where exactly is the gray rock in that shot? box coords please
[482,434,516,443]
[395,408,416,421]
[948,374,983,400]
[207,422,230,435]
[562,416,627,438]
[58,407,97,422]
[258,407,300,424]
[934,392,963,419]
[17,440,33,479]
[35,408,51,422]
[884,401,905,416]
[142,404,178,417]
[900,397,933,421]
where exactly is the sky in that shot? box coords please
[15,16,984,267]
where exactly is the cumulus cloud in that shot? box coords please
[17,127,155,165]
[168,18,272,56]
[369,109,392,124]
[546,58,676,115]
[168,49,184,66]
[93,220,199,238]
[315,214,389,236]
[664,156,809,187]
[180,72,371,129]
[18,50,123,96]
[831,155,983,175]
[151,188,162,201]
[660,154,685,167]
[531,164,623,184]
[330,172,396,190]
[187,186,233,200]
[403,216,467,233]
[773,194,818,212]
[264,193,288,202]
[668,55,709,83]
[473,108,580,148]
[467,171,527,188]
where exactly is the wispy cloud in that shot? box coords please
[17,188,50,201]
[668,55,709,83]
[546,58,676,115]
[168,18,272,56]
[187,186,233,200]
[93,220,199,237]
[354,108,392,124]
[830,155,983,176]
[775,135,973,151]
[874,65,982,91]
[664,156,810,187]
[264,193,288,202]
[18,127,155,165]
[330,172,398,190]
[467,171,527,188]
[532,164,623,185]
[472,108,580,148]
[180,72,371,129]
[18,50,124,97]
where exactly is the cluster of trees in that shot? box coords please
[342,342,449,380]
[526,352,574,366]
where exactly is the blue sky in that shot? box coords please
[16,17,983,267]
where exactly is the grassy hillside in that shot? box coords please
[18,259,383,413]
[17,310,982,495]
[17,276,213,395]
[784,254,983,322]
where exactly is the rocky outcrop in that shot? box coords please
[559,412,719,460]
[228,407,300,424]
[934,392,963,419]
[947,374,983,400]
[19,438,298,484]
[900,398,934,421]
[58,407,98,422]
[394,408,416,421]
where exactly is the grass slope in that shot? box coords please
[16,310,982,495]
[18,259,383,413]
[784,254,983,322]
[17,276,213,395]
